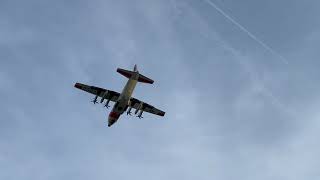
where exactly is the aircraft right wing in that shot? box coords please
[74,82,120,102]
[129,97,165,117]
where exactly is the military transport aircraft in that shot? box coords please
[74,65,165,127]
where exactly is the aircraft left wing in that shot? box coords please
[74,83,120,102]
[129,97,165,117]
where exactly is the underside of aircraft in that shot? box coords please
[74,65,165,127]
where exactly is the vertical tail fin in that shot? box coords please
[117,64,138,78]
[134,64,138,72]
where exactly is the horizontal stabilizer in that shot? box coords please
[117,68,134,78]
[138,74,154,84]
[117,66,154,84]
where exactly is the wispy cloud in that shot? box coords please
[1,0,320,180]
[203,0,289,64]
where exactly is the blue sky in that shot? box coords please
[1,0,320,179]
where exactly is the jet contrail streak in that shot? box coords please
[203,0,289,64]
[218,40,297,118]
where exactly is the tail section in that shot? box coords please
[138,74,154,84]
[117,68,134,79]
[134,64,138,72]
[117,64,154,84]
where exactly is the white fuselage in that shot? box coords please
[108,71,139,126]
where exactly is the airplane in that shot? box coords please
[74,65,165,127]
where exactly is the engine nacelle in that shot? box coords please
[104,99,111,108]
[100,90,109,103]
[127,106,133,115]
[137,110,144,118]
[134,102,143,114]
[92,95,98,104]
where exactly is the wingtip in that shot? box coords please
[158,112,165,116]
[74,82,81,89]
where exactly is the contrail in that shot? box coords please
[203,0,289,64]
[218,40,297,118]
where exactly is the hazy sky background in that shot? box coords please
[1,0,320,179]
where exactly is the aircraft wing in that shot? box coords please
[130,97,165,117]
[74,82,120,102]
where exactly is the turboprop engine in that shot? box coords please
[92,95,98,104]
[127,106,133,115]
[137,110,143,119]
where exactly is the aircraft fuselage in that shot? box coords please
[108,71,139,126]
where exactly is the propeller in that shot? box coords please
[137,110,143,119]
[104,99,111,108]
[127,106,132,115]
[100,98,104,104]
[91,95,98,104]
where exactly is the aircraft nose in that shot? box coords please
[108,117,116,127]
[108,111,120,127]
